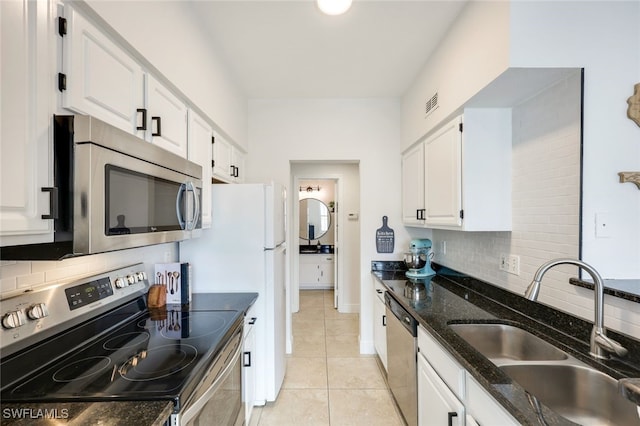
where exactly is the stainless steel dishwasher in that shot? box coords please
[385,292,418,426]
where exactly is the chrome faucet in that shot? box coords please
[525,258,628,360]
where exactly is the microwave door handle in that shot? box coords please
[176,183,187,230]
[187,181,200,231]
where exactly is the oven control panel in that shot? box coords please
[0,263,149,355]
[65,278,114,311]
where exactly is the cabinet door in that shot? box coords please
[466,375,518,425]
[62,3,145,138]
[299,262,319,286]
[424,116,462,227]
[373,288,387,371]
[188,111,213,228]
[146,75,188,158]
[1,0,54,246]
[401,143,425,226]
[212,133,233,182]
[418,353,464,426]
[318,257,334,286]
[243,312,257,423]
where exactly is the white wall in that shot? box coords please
[509,0,640,280]
[85,0,248,148]
[247,99,410,353]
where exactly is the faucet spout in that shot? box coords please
[525,258,627,360]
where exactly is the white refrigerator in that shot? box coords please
[180,182,286,404]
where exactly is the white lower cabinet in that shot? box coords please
[417,352,464,426]
[242,307,257,424]
[372,280,387,371]
[417,325,518,426]
[299,254,334,289]
[466,375,518,426]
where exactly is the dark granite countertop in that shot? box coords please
[570,277,640,304]
[1,293,258,426]
[1,401,173,426]
[372,261,640,425]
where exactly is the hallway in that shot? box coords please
[250,290,403,426]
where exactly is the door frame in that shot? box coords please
[291,175,344,314]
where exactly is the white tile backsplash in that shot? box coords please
[431,72,640,339]
[0,243,178,298]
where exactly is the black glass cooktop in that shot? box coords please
[1,299,242,405]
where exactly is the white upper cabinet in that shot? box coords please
[401,143,425,226]
[62,4,189,158]
[213,133,245,183]
[61,2,145,138]
[146,75,188,158]
[403,111,511,231]
[423,116,463,228]
[188,111,213,228]
[0,0,55,246]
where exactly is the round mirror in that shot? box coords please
[299,198,331,241]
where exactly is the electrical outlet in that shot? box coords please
[508,254,520,275]
[499,254,520,275]
[499,254,509,272]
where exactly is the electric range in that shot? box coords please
[0,264,243,418]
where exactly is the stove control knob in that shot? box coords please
[26,303,49,320]
[136,272,146,281]
[2,310,26,329]
[127,275,136,284]
[115,277,127,289]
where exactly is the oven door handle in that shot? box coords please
[178,336,242,425]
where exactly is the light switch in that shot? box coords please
[595,213,612,238]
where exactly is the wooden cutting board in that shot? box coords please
[376,216,395,253]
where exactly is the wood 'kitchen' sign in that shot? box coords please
[376,216,395,253]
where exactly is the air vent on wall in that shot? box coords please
[425,92,439,117]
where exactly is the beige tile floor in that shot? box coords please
[250,290,403,426]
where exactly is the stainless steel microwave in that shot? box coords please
[1,115,202,260]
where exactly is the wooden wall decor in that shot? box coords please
[628,83,640,127]
[619,172,640,190]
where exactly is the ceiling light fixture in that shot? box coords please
[317,0,352,16]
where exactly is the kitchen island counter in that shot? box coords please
[372,262,640,425]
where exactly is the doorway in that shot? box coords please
[290,162,360,317]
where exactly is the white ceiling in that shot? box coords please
[188,1,467,99]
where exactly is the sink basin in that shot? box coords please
[501,364,640,425]
[449,323,568,362]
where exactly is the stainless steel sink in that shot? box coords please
[501,364,640,425]
[449,323,568,362]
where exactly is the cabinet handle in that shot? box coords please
[151,116,162,136]
[382,315,386,327]
[447,412,458,426]
[243,351,252,367]
[376,289,383,294]
[248,317,257,325]
[41,187,58,220]
[136,108,147,130]
[230,165,236,177]
[234,166,239,178]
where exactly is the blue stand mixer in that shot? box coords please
[404,239,436,278]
